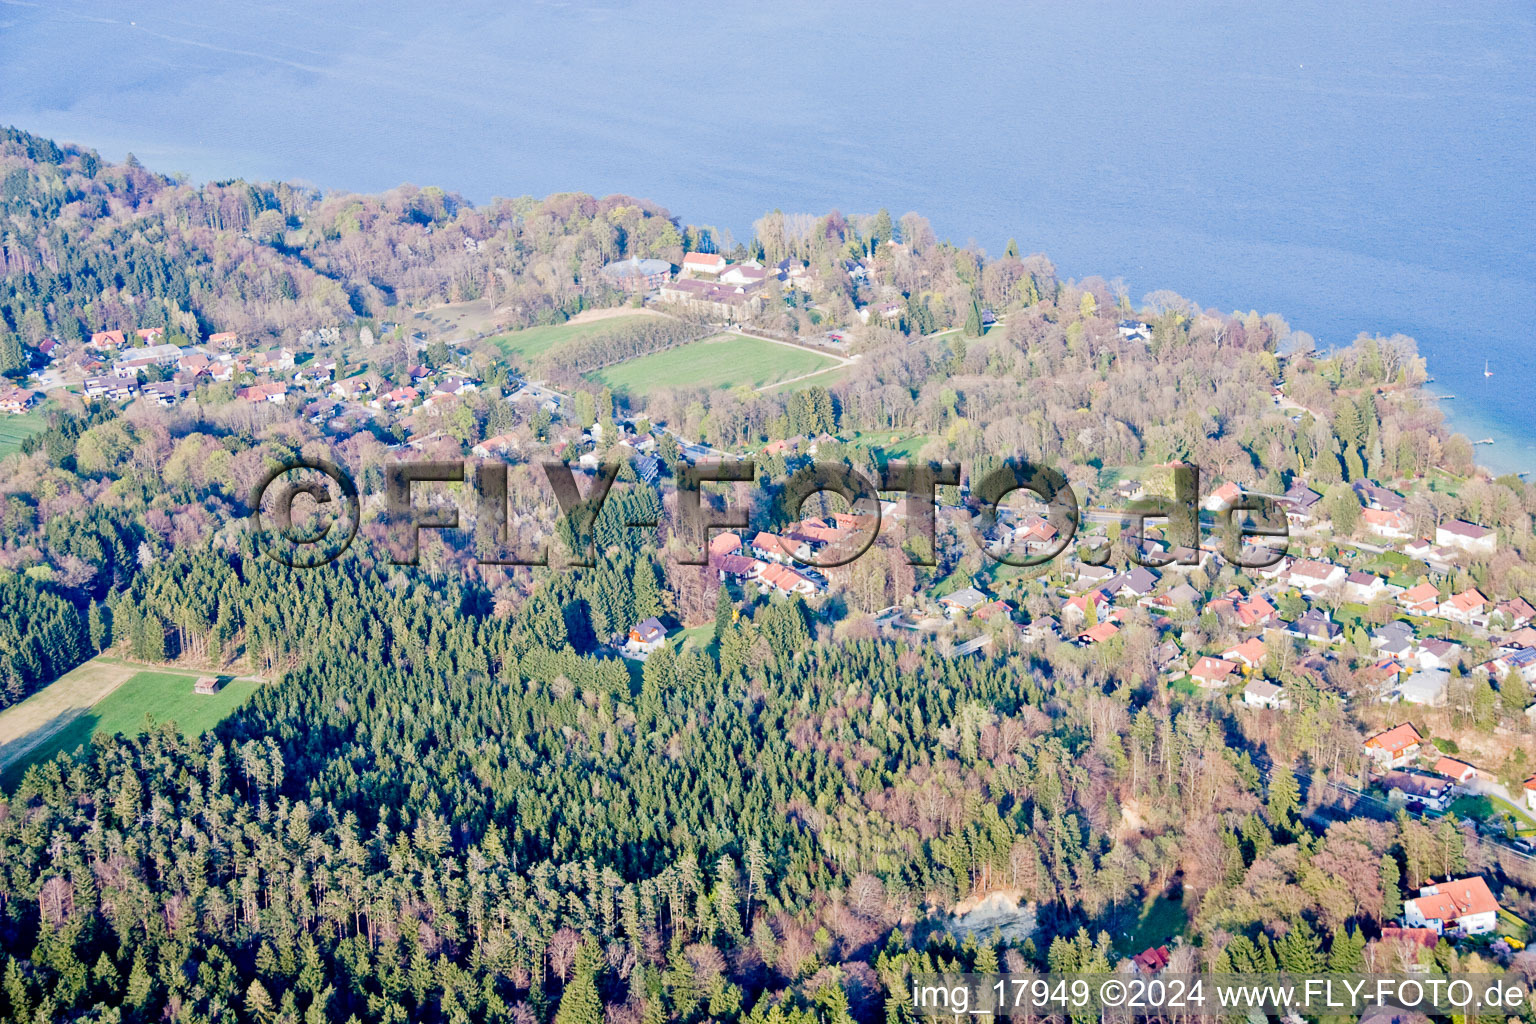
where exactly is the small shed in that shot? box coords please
[194,676,222,695]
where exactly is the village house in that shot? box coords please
[372,386,419,410]
[1479,645,1536,685]
[1343,571,1394,604]
[1395,667,1450,706]
[1279,481,1322,525]
[1371,620,1416,658]
[706,532,743,563]
[1439,588,1489,626]
[1287,558,1347,592]
[1414,638,1461,672]
[332,377,371,400]
[940,587,989,617]
[1062,588,1111,626]
[1362,507,1413,540]
[680,252,728,278]
[1235,593,1277,629]
[1362,658,1405,693]
[1495,597,1536,629]
[1403,876,1501,936]
[757,561,817,597]
[1398,581,1441,616]
[1276,608,1341,644]
[752,531,812,564]
[1241,678,1287,709]
[1191,655,1238,689]
[1222,637,1269,671]
[83,373,139,401]
[1142,581,1202,615]
[1203,480,1243,511]
[1435,520,1496,557]
[1432,757,1478,785]
[1075,621,1120,645]
[0,387,42,415]
[623,617,667,659]
[141,380,192,406]
[1354,480,1407,511]
[113,343,183,374]
[471,434,520,458]
[237,382,288,405]
[1102,566,1160,600]
[1111,478,1146,503]
[1525,776,1536,812]
[89,329,126,349]
[207,331,238,349]
[1380,770,1455,812]
[1363,723,1423,770]
[1118,320,1153,343]
[714,553,762,582]
[719,262,768,287]
[1015,514,1058,550]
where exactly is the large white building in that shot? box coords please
[1435,519,1496,557]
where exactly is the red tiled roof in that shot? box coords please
[1364,723,1422,754]
[1412,876,1499,921]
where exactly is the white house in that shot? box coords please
[681,252,728,278]
[1287,559,1346,591]
[1242,678,1288,709]
[1342,571,1393,604]
[1380,770,1454,812]
[1435,520,1497,557]
[623,617,667,659]
[1403,877,1500,936]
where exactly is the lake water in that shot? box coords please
[4,1,1533,470]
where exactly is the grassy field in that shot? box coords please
[0,664,261,789]
[1448,793,1536,830]
[847,430,934,459]
[489,310,660,365]
[589,334,838,394]
[1124,892,1189,954]
[759,364,852,393]
[0,410,48,458]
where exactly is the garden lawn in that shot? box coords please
[0,411,48,458]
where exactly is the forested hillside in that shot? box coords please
[2,128,1536,1024]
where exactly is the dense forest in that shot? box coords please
[3,127,1536,1023]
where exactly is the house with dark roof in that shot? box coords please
[940,586,989,617]
[1380,770,1454,812]
[624,618,667,659]
[1353,480,1406,512]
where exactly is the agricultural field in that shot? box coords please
[0,663,261,789]
[589,334,838,394]
[489,309,661,365]
[0,410,48,458]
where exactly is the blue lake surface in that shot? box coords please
[3,1,1533,469]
